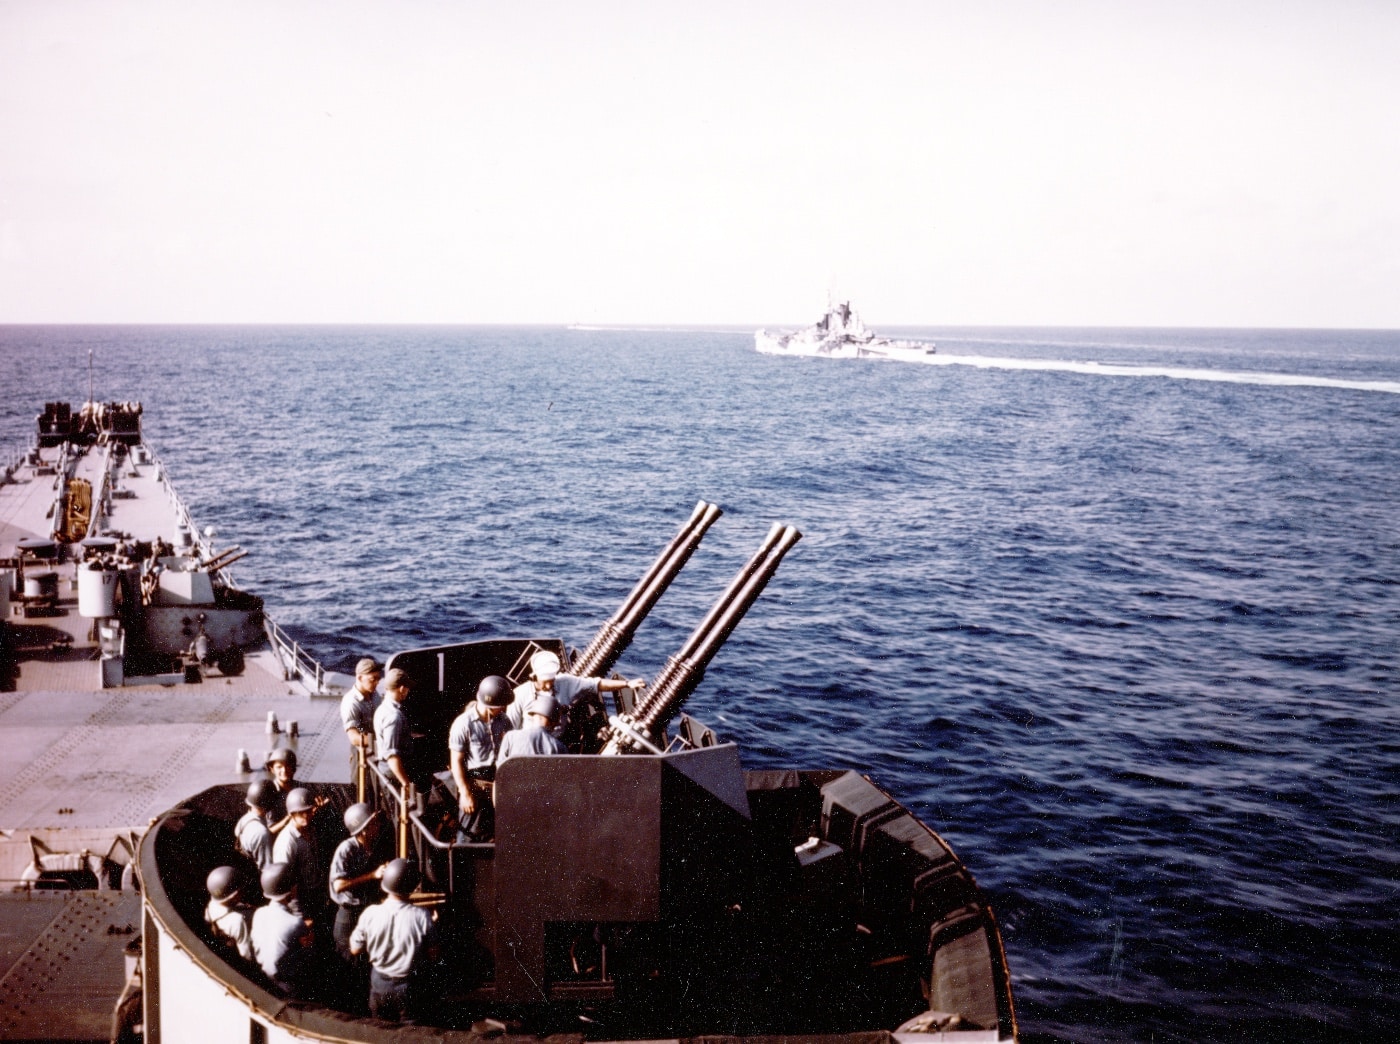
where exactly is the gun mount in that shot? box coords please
[603,522,802,755]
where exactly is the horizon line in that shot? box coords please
[2,321,1398,333]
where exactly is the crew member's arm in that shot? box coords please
[450,749,476,815]
[381,716,412,789]
[597,677,645,694]
[386,754,411,789]
[333,862,386,896]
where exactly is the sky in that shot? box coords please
[1,0,1398,328]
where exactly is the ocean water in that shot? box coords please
[2,324,1397,1042]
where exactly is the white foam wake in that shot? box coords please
[916,353,1400,394]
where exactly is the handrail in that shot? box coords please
[0,442,26,483]
[263,615,330,695]
[407,809,494,897]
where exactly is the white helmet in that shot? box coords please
[530,650,561,681]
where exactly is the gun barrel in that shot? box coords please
[202,547,247,573]
[570,500,722,678]
[670,522,787,666]
[629,523,802,740]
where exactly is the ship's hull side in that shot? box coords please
[755,331,935,361]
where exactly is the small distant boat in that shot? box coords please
[756,301,936,361]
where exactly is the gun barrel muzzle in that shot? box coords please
[623,523,802,745]
[571,500,722,678]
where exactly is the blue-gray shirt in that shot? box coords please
[205,898,253,961]
[236,810,273,869]
[341,686,381,740]
[497,723,568,765]
[374,698,411,761]
[448,704,514,771]
[329,835,381,908]
[350,897,435,979]
[251,901,312,986]
[272,823,323,910]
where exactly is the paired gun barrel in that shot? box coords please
[201,546,247,574]
[605,522,802,754]
[570,500,723,679]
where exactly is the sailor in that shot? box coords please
[447,675,516,842]
[373,667,415,790]
[349,858,438,1023]
[511,649,644,736]
[496,693,568,766]
[272,787,327,920]
[235,779,277,869]
[264,747,297,823]
[263,748,326,832]
[204,866,254,962]
[328,803,389,961]
[251,862,316,999]
[340,657,383,782]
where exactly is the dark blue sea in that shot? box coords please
[3,325,1397,1042]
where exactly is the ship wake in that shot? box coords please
[909,352,1400,394]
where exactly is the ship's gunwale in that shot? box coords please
[139,777,1015,1043]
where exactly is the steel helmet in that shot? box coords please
[530,650,561,681]
[343,802,377,837]
[260,862,297,901]
[285,787,315,815]
[476,675,513,708]
[381,858,419,897]
[266,747,297,773]
[206,865,241,901]
[246,778,277,811]
[527,693,559,722]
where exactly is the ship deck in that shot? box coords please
[1,439,176,553]
[2,433,344,1040]
[0,891,144,1043]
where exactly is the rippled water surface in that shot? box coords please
[3,324,1397,1042]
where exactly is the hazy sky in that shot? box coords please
[2,1,1397,327]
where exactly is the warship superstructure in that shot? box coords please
[756,301,936,360]
[2,403,1015,1043]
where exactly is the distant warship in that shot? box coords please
[756,301,936,360]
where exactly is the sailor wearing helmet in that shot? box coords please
[205,865,254,962]
[235,779,278,869]
[349,858,438,1022]
[264,747,327,834]
[329,803,389,961]
[447,675,516,841]
[251,862,316,999]
[496,693,569,765]
[273,787,327,919]
[510,649,645,737]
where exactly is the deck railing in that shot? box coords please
[263,615,332,694]
[1,443,26,482]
